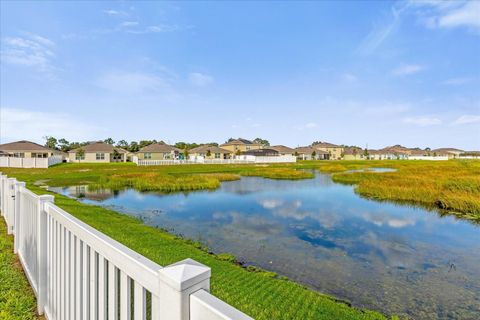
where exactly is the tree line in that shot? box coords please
[43,136,270,153]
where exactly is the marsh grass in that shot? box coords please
[240,167,314,179]
[319,160,480,218]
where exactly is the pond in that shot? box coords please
[50,172,480,319]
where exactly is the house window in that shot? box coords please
[96,153,105,160]
[113,152,122,160]
[75,153,85,160]
[215,153,221,159]
[164,153,171,159]
[13,153,25,158]
[144,153,152,159]
[32,153,48,158]
[246,146,251,150]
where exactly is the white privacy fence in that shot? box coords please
[0,155,64,168]
[0,173,253,320]
[133,155,296,166]
[407,156,449,161]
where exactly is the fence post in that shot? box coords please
[156,258,211,320]
[0,173,3,217]
[37,194,54,315]
[13,181,26,254]
[7,178,17,234]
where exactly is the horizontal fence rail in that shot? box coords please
[0,172,253,320]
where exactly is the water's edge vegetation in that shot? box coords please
[317,160,480,221]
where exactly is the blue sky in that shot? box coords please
[1,0,479,149]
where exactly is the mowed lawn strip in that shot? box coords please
[0,218,38,320]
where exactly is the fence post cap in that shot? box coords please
[159,258,211,291]
[39,194,55,202]
[15,181,26,186]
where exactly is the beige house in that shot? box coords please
[432,148,464,159]
[220,138,263,154]
[270,145,295,156]
[189,145,232,160]
[343,147,367,160]
[0,140,65,158]
[68,142,128,163]
[294,146,329,160]
[136,143,182,160]
[312,142,344,160]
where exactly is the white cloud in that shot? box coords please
[120,21,139,27]
[356,2,408,54]
[411,1,480,32]
[341,73,357,82]
[1,33,56,75]
[98,22,180,35]
[294,122,318,130]
[452,115,480,125]
[103,9,128,16]
[188,72,213,87]
[392,64,425,76]
[95,71,169,93]
[403,116,442,126]
[442,77,473,85]
[0,108,104,143]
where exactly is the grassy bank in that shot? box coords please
[1,163,386,319]
[318,160,480,220]
[0,218,38,319]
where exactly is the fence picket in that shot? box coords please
[120,271,131,320]
[98,255,107,320]
[133,281,146,320]
[90,248,98,320]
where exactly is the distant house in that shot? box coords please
[431,148,464,159]
[136,143,182,160]
[0,140,65,158]
[188,145,232,160]
[269,145,295,156]
[220,138,263,154]
[343,147,366,160]
[294,146,329,160]
[68,142,128,163]
[242,149,279,157]
[460,151,480,159]
[312,142,344,160]
[376,146,410,160]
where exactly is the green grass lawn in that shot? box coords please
[1,162,386,320]
[0,218,38,320]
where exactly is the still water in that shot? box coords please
[51,172,480,319]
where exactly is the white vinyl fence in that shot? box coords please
[0,173,253,320]
[407,156,449,161]
[133,155,296,166]
[0,155,63,168]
